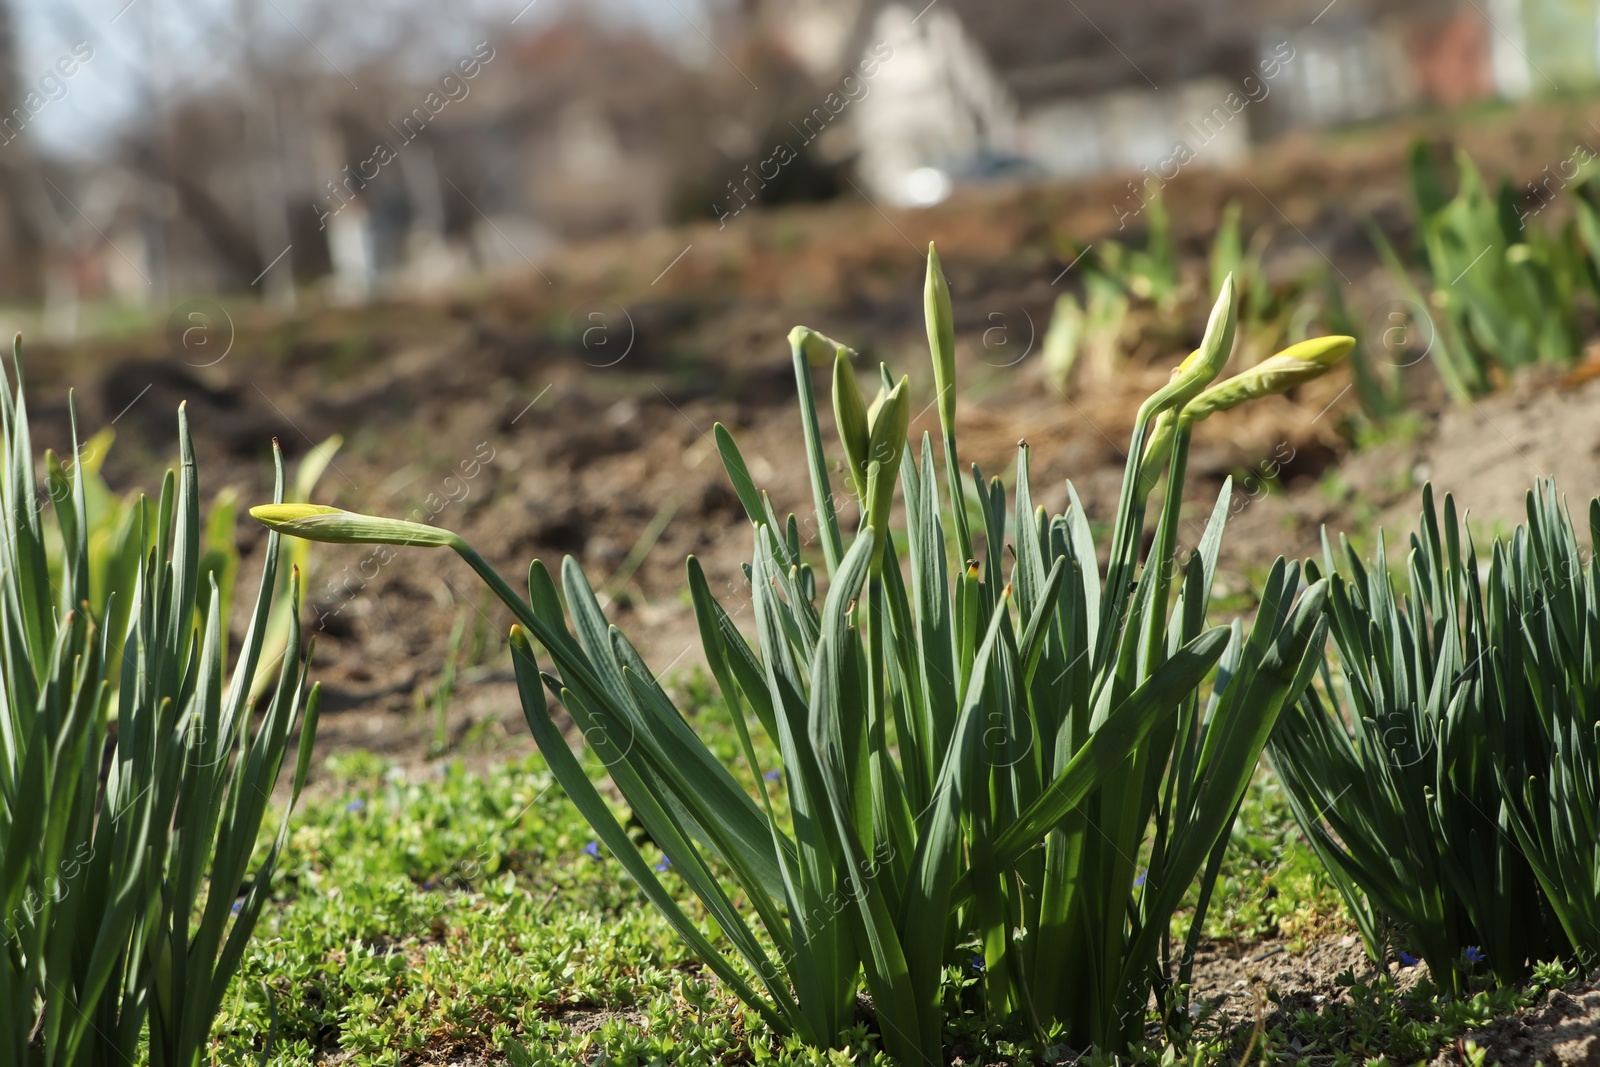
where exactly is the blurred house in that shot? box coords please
[49,14,711,312]
[1404,9,1497,107]
[60,10,840,308]
[766,0,1500,205]
[441,21,690,240]
[300,17,706,297]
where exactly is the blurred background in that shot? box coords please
[0,0,1571,320]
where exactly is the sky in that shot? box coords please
[11,0,716,159]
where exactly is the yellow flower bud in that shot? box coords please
[1185,335,1355,421]
[249,503,460,549]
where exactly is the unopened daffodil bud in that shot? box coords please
[925,244,957,435]
[1140,333,1355,478]
[250,503,461,549]
[866,376,909,480]
[832,352,871,495]
[1184,335,1355,421]
[789,325,857,367]
[1138,274,1237,425]
[860,375,910,571]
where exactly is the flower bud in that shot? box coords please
[832,352,871,497]
[249,503,460,549]
[863,376,909,565]
[1138,274,1237,424]
[789,325,857,366]
[1184,335,1355,421]
[925,244,957,434]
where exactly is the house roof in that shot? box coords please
[920,0,1458,103]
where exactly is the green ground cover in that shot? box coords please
[210,687,1573,1067]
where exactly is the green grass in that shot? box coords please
[1200,773,1351,951]
[205,674,1575,1067]
[220,752,757,1066]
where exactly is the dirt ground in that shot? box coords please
[24,94,1600,1065]
[1435,982,1600,1066]
[1187,932,1377,1035]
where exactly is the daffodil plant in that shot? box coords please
[255,254,1349,1062]
[0,346,319,1067]
[1271,480,1600,994]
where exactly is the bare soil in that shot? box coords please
[1187,932,1378,1037]
[1433,983,1600,1066]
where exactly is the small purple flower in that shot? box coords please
[764,769,782,782]
[1398,951,1420,968]
[1134,871,1146,887]
[582,841,600,859]
[1465,945,1486,963]
[969,954,985,974]
[231,899,243,915]
[345,798,365,813]
[654,856,672,873]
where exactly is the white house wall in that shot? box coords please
[853,3,1020,206]
[855,9,1274,196]
[959,76,1250,184]
[1271,23,1414,128]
